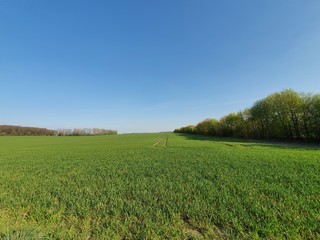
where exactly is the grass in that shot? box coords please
[0,133,319,239]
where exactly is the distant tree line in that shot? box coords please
[0,125,117,136]
[57,128,117,136]
[174,89,320,142]
[0,125,56,136]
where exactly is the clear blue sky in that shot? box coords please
[1,1,320,133]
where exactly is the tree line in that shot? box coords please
[0,125,56,136]
[0,125,117,136]
[174,89,320,142]
[56,128,117,136]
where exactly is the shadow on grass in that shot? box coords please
[174,133,320,150]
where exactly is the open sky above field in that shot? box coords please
[1,0,320,133]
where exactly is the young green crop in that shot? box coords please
[0,133,319,239]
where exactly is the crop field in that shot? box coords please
[0,133,319,239]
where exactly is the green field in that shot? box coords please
[0,133,319,239]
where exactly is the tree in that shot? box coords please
[174,125,196,134]
[266,89,302,140]
[301,93,320,140]
[219,113,244,137]
[250,99,272,138]
[196,119,219,135]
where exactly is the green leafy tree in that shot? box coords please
[266,89,302,140]
[219,113,244,137]
[196,119,219,135]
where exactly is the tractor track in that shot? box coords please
[152,134,169,147]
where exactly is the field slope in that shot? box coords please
[0,133,319,239]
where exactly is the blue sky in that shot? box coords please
[1,1,320,133]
